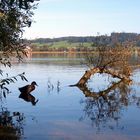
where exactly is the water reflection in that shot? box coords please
[47,79,61,93]
[0,107,25,140]
[19,92,39,106]
[78,80,140,131]
[32,53,85,59]
[1,53,140,139]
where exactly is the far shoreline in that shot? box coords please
[31,51,93,54]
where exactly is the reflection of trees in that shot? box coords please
[78,80,140,131]
[0,107,25,140]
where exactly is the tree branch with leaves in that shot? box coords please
[72,44,132,87]
[0,0,39,90]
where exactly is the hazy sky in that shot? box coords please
[23,0,140,39]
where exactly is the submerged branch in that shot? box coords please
[77,79,131,99]
[73,67,131,87]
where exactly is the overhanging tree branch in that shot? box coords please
[71,44,132,87]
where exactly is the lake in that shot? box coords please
[1,53,140,140]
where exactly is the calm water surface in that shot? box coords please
[1,53,140,140]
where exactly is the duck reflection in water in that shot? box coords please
[19,81,39,106]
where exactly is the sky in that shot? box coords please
[23,0,140,39]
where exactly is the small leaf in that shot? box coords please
[14,77,17,81]
[23,76,28,82]
[6,73,8,77]
[3,91,6,98]
[4,87,9,92]
[10,79,15,83]
[5,80,10,84]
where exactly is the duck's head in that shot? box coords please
[31,81,38,86]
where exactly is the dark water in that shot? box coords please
[1,53,140,140]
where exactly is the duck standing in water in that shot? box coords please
[19,81,38,105]
[19,81,38,94]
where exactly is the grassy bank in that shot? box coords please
[30,41,95,52]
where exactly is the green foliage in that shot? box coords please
[0,0,38,96]
[0,107,25,139]
[0,72,28,98]
[30,41,94,51]
[9,0,38,9]
[28,32,140,51]
[0,0,38,65]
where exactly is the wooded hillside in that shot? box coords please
[25,32,140,51]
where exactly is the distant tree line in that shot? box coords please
[25,32,140,51]
[27,32,140,45]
